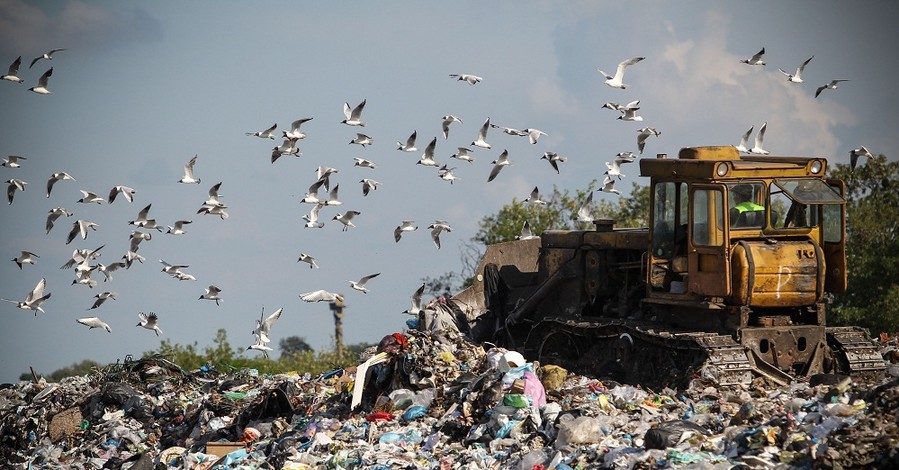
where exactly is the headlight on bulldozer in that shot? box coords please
[809,159,823,174]
[715,162,729,176]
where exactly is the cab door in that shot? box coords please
[823,180,847,292]
[688,184,731,296]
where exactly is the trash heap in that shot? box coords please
[1,326,897,469]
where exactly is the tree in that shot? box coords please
[828,154,899,334]
[279,336,313,356]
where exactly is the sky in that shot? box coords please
[1,1,898,383]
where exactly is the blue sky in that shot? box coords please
[1,1,897,382]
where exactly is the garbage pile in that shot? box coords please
[1,326,897,469]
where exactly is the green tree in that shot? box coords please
[279,336,313,356]
[828,154,899,334]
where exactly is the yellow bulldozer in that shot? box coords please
[454,146,885,388]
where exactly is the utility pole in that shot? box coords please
[329,298,346,360]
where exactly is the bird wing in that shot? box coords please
[755,122,767,147]
[614,56,644,80]
[358,273,380,285]
[351,99,366,120]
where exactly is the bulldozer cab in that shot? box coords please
[641,147,847,305]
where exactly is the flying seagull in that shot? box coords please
[441,115,462,140]
[600,175,621,196]
[394,220,418,242]
[179,155,201,184]
[397,130,418,151]
[449,74,482,85]
[297,253,319,269]
[524,186,547,205]
[76,317,111,333]
[28,68,53,95]
[487,150,510,182]
[403,282,427,316]
[428,220,452,249]
[303,203,325,228]
[6,178,26,204]
[523,128,547,145]
[46,207,73,234]
[360,178,381,196]
[247,336,274,358]
[749,122,769,155]
[300,290,344,303]
[76,190,105,204]
[516,220,539,241]
[2,155,26,168]
[341,99,367,126]
[246,123,277,139]
[849,146,874,172]
[108,185,136,204]
[779,56,813,83]
[471,118,492,149]
[576,191,595,223]
[417,137,439,167]
[253,306,283,344]
[349,133,373,147]
[348,273,380,293]
[199,285,223,305]
[165,220,192,235]
[136,312,163,336]
[735,125,754,153]
[283,117,313,140]
[30,48,66,68]
[47,171,75,197]
[451,147,475,164]
[598,57,645,89]
[1,278,51,315]
[814,79,849,98]
[541,151,567,174]
[66,220,98,244]
[12,251,38,270]
[637,127,661,154]
[1,56,24,83]
[739,47,766,66]
[89,291,117,310]
[332,210,361,231]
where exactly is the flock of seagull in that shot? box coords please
[1,43,873,361]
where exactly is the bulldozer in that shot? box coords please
[453,146,885,389]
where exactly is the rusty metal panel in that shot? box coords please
[733,240,821,307]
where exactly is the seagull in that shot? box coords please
[349,132,372,147]
[602,100,640,113]
[178,155,201,184]
[76,317,111,333]
[849,146,874,172]
[353,157,376,169]
[341,99,367,126]
[1,56,24,82]
[523,128,547,144]
[605,153,637,180]
[360,178,381,196]
[165,220,192,235]
[253,306,283,344]
[12,251,38,270]
[441,115,462,140]
[815,79,849,98]
[332,210,361,231]
[271,137,300,162]
[6,179,26,204]
[122,250,145,268]
[30,48,66,68]
[490,123,526,136]
[428,220,452,249]
[96,261,126,282]
[575,191,595,223]
[451,147,475,163]
[417,137,439,167]
[598,56,645,89]
[449,73,482,85]
[128,204,162,231]
[297,253,319,269]
[76,190,105,204]
[750,122,769,155]
[160,259,189,277]
[397,130,418,151]
[60,245,104,270]
[300,290,344,303]
[600,175,621,196]
[348,273,380,293]
[516,220,539,240]
[302,177,327,204]
[247,336,274,358]
[46,207,73,234]
[47,171,76,197]
[108,185,136,204]
[66,219,98,244]
[487,150,510,182]
[394,220,418,242]
[246,123,277,139]
[1,278,50,315]
[89,291,117,310]
[618,107,643,122]
[403,282,426,316]
[325,184,342,206]
[438,165,458,184]
[316,165,340,182]
[740,47,766,66]
[199,285,223,305]
[283,117,313,140]
[779,56,813,83]
[471,118,492,149]
[541,151,567,174]
[2,155,26,168]
[136,312,163,336]
[204,182,224,207]
[524,186,547,205]
[129,230,152,252]
[735,125,754,153]
[303,203,325,228]
[28,68,53,95]
[197,204,229,219]
[637,127,661,154]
